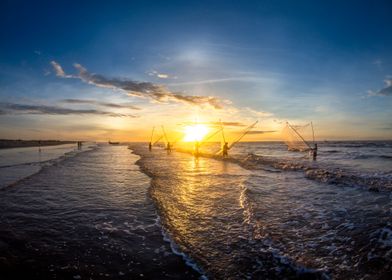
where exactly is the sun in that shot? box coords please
[183,124,209,142]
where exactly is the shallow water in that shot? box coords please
[0,145,199,279]
[132,141,392,279]
[179,141,392,191]
[0,143,92,189]
[1,142,391,279]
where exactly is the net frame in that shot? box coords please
[282,122,314,152]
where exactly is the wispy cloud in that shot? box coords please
[379,125,392,130]
[245,130,277,134]
[51,61,224,109]
[245,107,274,117]
[50,61,72,78]
[62,99,141,110]
[148,70,173,79]
[368,78,392,96]
[180,121,246,127]
[167,76,262,86]
[0,103,138,118]
[157,73,169,79]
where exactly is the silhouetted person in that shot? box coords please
[311,143,318,160]
[222,142,229,157]
[194,141,200,157]
[166,142,171,154]
[149,142,152,151]
[38,140,41,153]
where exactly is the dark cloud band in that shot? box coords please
[0,103,138,118]
[62,99,141,110]
[51,61,224,109]
[244,130,276,134]
[180,121,246,127]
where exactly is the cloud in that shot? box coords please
[50,61,72,78]
[51,61,223,109]
[62,99,141,110]
[214,121,246,127]
[245,130,277,134]
[157,73,169,79]
[368,78,392,96]
[0,103,138,118]
[180,121,246,127]
[167,76,261,86]
[148,70,171,79]
[245,107,274,117]
[273,119,285,124]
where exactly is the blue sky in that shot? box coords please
[1,0,391,140]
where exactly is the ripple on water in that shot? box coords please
[0,145,201,279]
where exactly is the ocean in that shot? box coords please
[0,141,391,279]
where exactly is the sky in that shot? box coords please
[1,0,392,141]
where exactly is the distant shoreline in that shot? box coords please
[0,140,77,149]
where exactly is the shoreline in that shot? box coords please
[0,140,77,149]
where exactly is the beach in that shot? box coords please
[0,142,391,279]
[2,1,392,279]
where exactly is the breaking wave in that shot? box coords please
[0,144,97,189]
[173,147,392,192]
[240,154,392,192]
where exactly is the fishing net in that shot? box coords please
[282,122,314,152]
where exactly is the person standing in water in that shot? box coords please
[166,142,171,154]
[222,142,229,157]
[194,141,200,157]
[311,143,318,160]
[148,142,152,152]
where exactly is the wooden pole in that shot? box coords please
[287,122,312,150]
[229,120,258,149]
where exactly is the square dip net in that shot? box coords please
[282,122,315,152]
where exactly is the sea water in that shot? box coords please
[0,142,391,279]
[0,143,92,189]
[0,144,199,279]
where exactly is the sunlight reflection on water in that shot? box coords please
[133,142,392,279]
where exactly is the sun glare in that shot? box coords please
[183,124,209,142]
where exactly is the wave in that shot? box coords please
[354,154,392,160]
[323,150,340,154]
[241,154,392,192]
[325,141,392,148]
[0,144,97,190]
[239,185,330,279]
[172,148,392,192]
[132,151,207,279]
[0,158,57,169]
[239,171,392,279]
[132,146,331,279]
[156,216,207,279]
